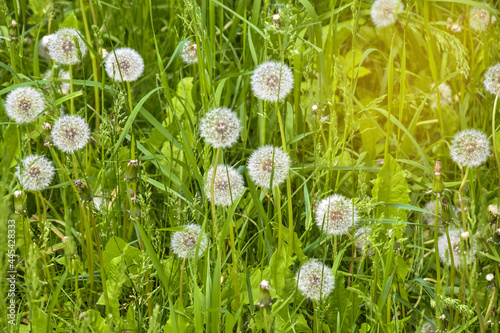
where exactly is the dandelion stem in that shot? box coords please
[458,167,469,232]
[433,194,442,326]
[446,226,456,330]
[491,94,500,206]
[69,64,74,115]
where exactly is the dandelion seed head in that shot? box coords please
[44,69,70,95]
[171,224,208,259]
[16,155,55,191]
[48,28,88,65]
[200,108,241,148]
[484,63,500,96]
[52,115,91,153]
[315,194,357,236]
[296,260,335,301]
[181,40,198,64]
[470,3,496,32]
[370,0,404,28]
[38,34,53,58]
[421,322,436,333]
[450,129,490,167]
[354,226,372,254]
[251,61,294,102]
[247,145,290,188]
[5,87,45,124]
[205,164,245,206]
[430,83,453,109]
[105,47,144,82]
[437,228,477,268]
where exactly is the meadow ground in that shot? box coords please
[0,0,499,332]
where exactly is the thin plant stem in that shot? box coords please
[433,194,442,328]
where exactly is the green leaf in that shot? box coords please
[372,154,410,220]
[60,12,79,30]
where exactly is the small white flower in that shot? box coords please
[16,155,55,191]
[430,83,453,109]
[315,194,358,236]
[486,273,495,282]
[437,228,477,268]
[170,224,208,259]
[370,0,404,28]
[105,47,144,82]
[200,108,241,148]
[296,260,335,301]
[180,40,198,64]
[5,87,46,124]
[205,164,245,206]
[47,28,88,65]
[251,61,294,102]
[247,145,290,188]
[470,3,496,32]
[484,63,500,96]
[44,69,70,95]
[51,115,91,153]
[450,129,490,167]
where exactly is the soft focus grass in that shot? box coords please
[0,0,500,332]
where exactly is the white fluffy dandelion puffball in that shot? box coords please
[16,155,55,191]
[171,224,208,259]
[450,129,490,167]
[431,83,453,109]
[296,260,335,301]
[315,194,358,236]
[180,40,198,64]
[247,145,291,188]
[105,47,144,82]
[5,87,46,124]
[484,63,500,96]
[44,69,70,95]
[200,108,241,148]
[51,115,91,153]
[205,164,245,206]
[354,226,372,254]
[47,28,88,65]
[470,3,497,32]
[437,228,477,269]
[251,61,294,102]
[370,0,404,28]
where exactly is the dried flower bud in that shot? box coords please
[124,160,139,182]
[74,180,92,201]
[461,231,469,240]
[257,280,273,308]
[432,160,444,194]
[486,273,495,282]
[42,123,51,130]
[488,204,499,223]
[13,190,26,216]
[12,20,17,27]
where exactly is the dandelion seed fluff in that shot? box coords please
[430,83,453,109]
[5,87,46,124]
[247,145,290,188]
[296,260,335,301]
[16,155,55,191]
[315,194,358,236]
[251,61,294,102]
[470,3,496,32]
[370,0,404,28]
[437,228,477,268]
[484,63,500,96]
[205,164,245,206]
[38,34,53,58]
[421,322,436,333]
[52,115,91,153]
[44,69,70,95]
[450,129,490,167]
[105,47,144,82]
[200,108,241,148]
[171,224,208,259]
[180,40,198,64]
[48,28,88,65]
[354,226,372,254]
